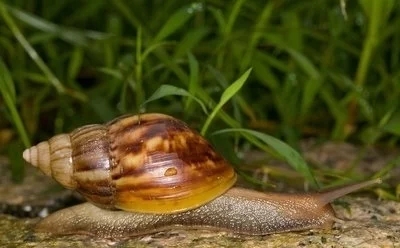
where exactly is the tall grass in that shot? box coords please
[0,1,398,193]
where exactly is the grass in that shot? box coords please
[0,0,399,198]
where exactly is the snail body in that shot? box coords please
[23,113,381,238]
[35,182,379,238]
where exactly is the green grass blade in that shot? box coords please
[8,5,109,45]
[0,58,31,148]
[301,77,323,116]
[224,0,245,36]
[208,7,225,35]
[382,108,400,136]
[184,53,199,112]
[173,27,209,58]
[213,128,318,188]
[0,58,16,102]
[142,41,171,62]
[141,84,208,115]
[201,68,252,135]
[67,47,84,80]
[153,4,202,43]
[286,48,320,79]
[241,1,274,70]
[0,3,86,101]
[111,0,142,29]
[135,26,144,109]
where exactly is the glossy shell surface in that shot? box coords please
[23,113,237,213]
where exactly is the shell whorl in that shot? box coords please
[23,133,77,190]
[23,113,237,214]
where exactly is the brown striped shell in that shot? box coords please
[23,113,237,214]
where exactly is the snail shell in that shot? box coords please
[23,113,237,213]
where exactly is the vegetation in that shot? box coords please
[0,0,399,197]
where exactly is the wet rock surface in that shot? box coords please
[0,141,399,247]
[1,196,399,247]
[0,157,80,218]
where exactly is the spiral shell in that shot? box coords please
[23,113,237,214]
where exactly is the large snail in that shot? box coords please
[23,113,381,239]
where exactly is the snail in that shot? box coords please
[23,113,381,239]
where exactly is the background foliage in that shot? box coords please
[0,0,399,192]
